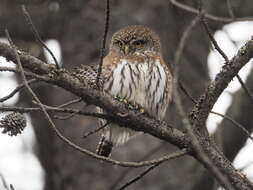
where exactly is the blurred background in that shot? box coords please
[0,0,253,190]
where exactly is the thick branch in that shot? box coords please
[190,38,253,130]
[0,42,189,149]
[188,39,253,189]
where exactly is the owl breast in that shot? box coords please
[103,58,170,120]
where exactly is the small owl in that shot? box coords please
[95,25,173,157]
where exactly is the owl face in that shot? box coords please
[110,25,161,56]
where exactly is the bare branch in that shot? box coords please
[169,0,253,23]
[53,99,87,119]
[96,0,110,88]
[0,78,38,103]
[180,80,253,144]
[211,111,253,143]
[57,98,82,108]
[82,121,109,139]
[0,174,8,189]
[189,25,253,190]
[226,0,235,19]
[0,105,107,119]
[173,14,235,189]
[21,5,60,69]
[117,149,188,190]
[110,143,165,189]
[201,15,253,102]
[9,185,15,190]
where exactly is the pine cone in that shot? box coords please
[71,65,104,89]
[0,112,27,136]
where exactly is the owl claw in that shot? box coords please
[127,102,145,114]
[114,96,128,104]
[139,108,145,113]
[123,99,128,104]
[113,96,145,113]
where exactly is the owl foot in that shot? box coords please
[114,95,128,103]
[114,96,145,114]
[128,102,145,113]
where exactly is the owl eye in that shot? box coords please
[114,40,123,47]
[132,40,146,47]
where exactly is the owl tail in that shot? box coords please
[96,135,113,157]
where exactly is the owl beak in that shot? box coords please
[123,45,130,54]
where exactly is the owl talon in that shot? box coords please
[139,108,145,113]
[114,96,129,104]
[126,102,145,113]
[113,97,144,112]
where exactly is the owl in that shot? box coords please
[73,25,173,157]
[95,25,173,157]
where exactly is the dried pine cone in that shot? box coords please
[71,65,104,89]
[0,112,27,136]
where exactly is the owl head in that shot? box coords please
[110,25,161,55]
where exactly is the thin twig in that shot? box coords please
[211,111,253,142]
[0,174,8,189]
[21,5,60,69]
[57,98,82,108]
[0,66,51,82]
[169,0,253,23]
[96,0,110,88]
[201,15,253,103]
[110,143,165,189]
[82,121,109,138]
[0,79,38,102]
[236,76,253,101]
[179,81,253,143]
[55,104,86,120]
[172,14,235,190]
[118,164,160,190]
[201,16,229,62]
[226,0,235,19]
[9,185,15,190]
[117,149,188,190]
[0,105,106,119]
[53,99,86,119]
[178,80,197,104]
[53,112,78,120]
